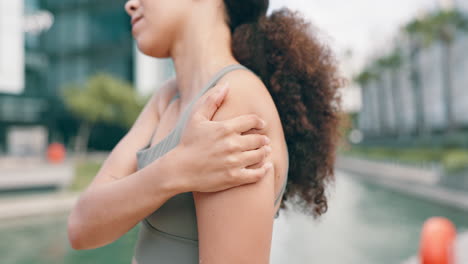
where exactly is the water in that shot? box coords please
[271,170,468,264]
[1,170,467,264]
[0,213,139,264]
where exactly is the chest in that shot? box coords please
[137,98,200,241]
[148,99,184,149]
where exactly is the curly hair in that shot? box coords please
[224,0,345,217]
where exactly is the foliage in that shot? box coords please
[354,48,402,87]
[376,50,403,69]
[354,68,376,86]
[69,160,102,191]
[62,73,145,129]
[442,150,468,173]
[405,9,468,46]
[61,73,146,154]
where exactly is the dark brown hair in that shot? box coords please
[223,0,345,217]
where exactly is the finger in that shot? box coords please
[236,134,270,151]
[223,114,266,134]
[241,127,265,136]
[239,145,272,168]
[238,162,273,184]
[194,82,230,121]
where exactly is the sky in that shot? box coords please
[268,0,444,112]
[270,0,441,69]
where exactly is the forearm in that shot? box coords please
[68,147,186,250]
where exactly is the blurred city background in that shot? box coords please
[1,0,468,263]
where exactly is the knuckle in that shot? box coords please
[225,140,239,152]
[264,146,270,156]
[264,145,272,156]
[217,123,229,135]
[227,168,238,180]
[253,169,265,181]
[226,155,239,166]
[255,168,265,180]
[258,135,266,145]
[253,114,263,125]
[249,114,260,122]
[259,148,267,159]
[232,141,241,151]
[222,140,231,152]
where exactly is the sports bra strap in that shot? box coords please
[274,177,287,206]
[176,64,251,132]
[176,63,288,208]
[146,64,289,212]
[142,64,251,150]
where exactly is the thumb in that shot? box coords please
[196,82,229,121]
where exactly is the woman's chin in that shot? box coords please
[135,40,169,58]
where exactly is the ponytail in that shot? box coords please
[229,7,345,217]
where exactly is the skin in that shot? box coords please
[194,72,289,264]
[68,2,273,252]
[126,0,289,262]
[68,0,288,263]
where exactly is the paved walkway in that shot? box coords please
[336,156,441,184]
[336,156,468,211]
[0,154,109,220]
[0,156,74,191]
[0,191,79,220]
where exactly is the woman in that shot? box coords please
[68,0,343,263]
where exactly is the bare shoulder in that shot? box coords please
[213,68,289,183]
[214,69,275,121]
[221,69,278,116]
[194,69,287,262]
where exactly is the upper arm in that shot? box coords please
[194,166,275,263]
[193,72,281,264]
[87,78,177,189]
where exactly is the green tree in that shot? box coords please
[370,59,391,137]
[62,73,145,155]
[406,9,468,133]
[405,19,428,137]
[354,69,375,86]
[354,67,380,136]
[376,51,404,137]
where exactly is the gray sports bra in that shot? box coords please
[132,64,289,264]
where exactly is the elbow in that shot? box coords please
[67,209,115,250]
[67,213,85,250]
[67,193,101,250]
[67,209,96,250]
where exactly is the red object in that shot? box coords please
[47,142,66,163]
[419,217,457,264]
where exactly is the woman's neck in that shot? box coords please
[169,5,238,111]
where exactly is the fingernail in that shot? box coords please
[264,136,271,144]
[265,146,272,153]
[261,120,266,128]
[265,162,273,170]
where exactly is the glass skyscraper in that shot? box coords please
[0,0,134,153]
